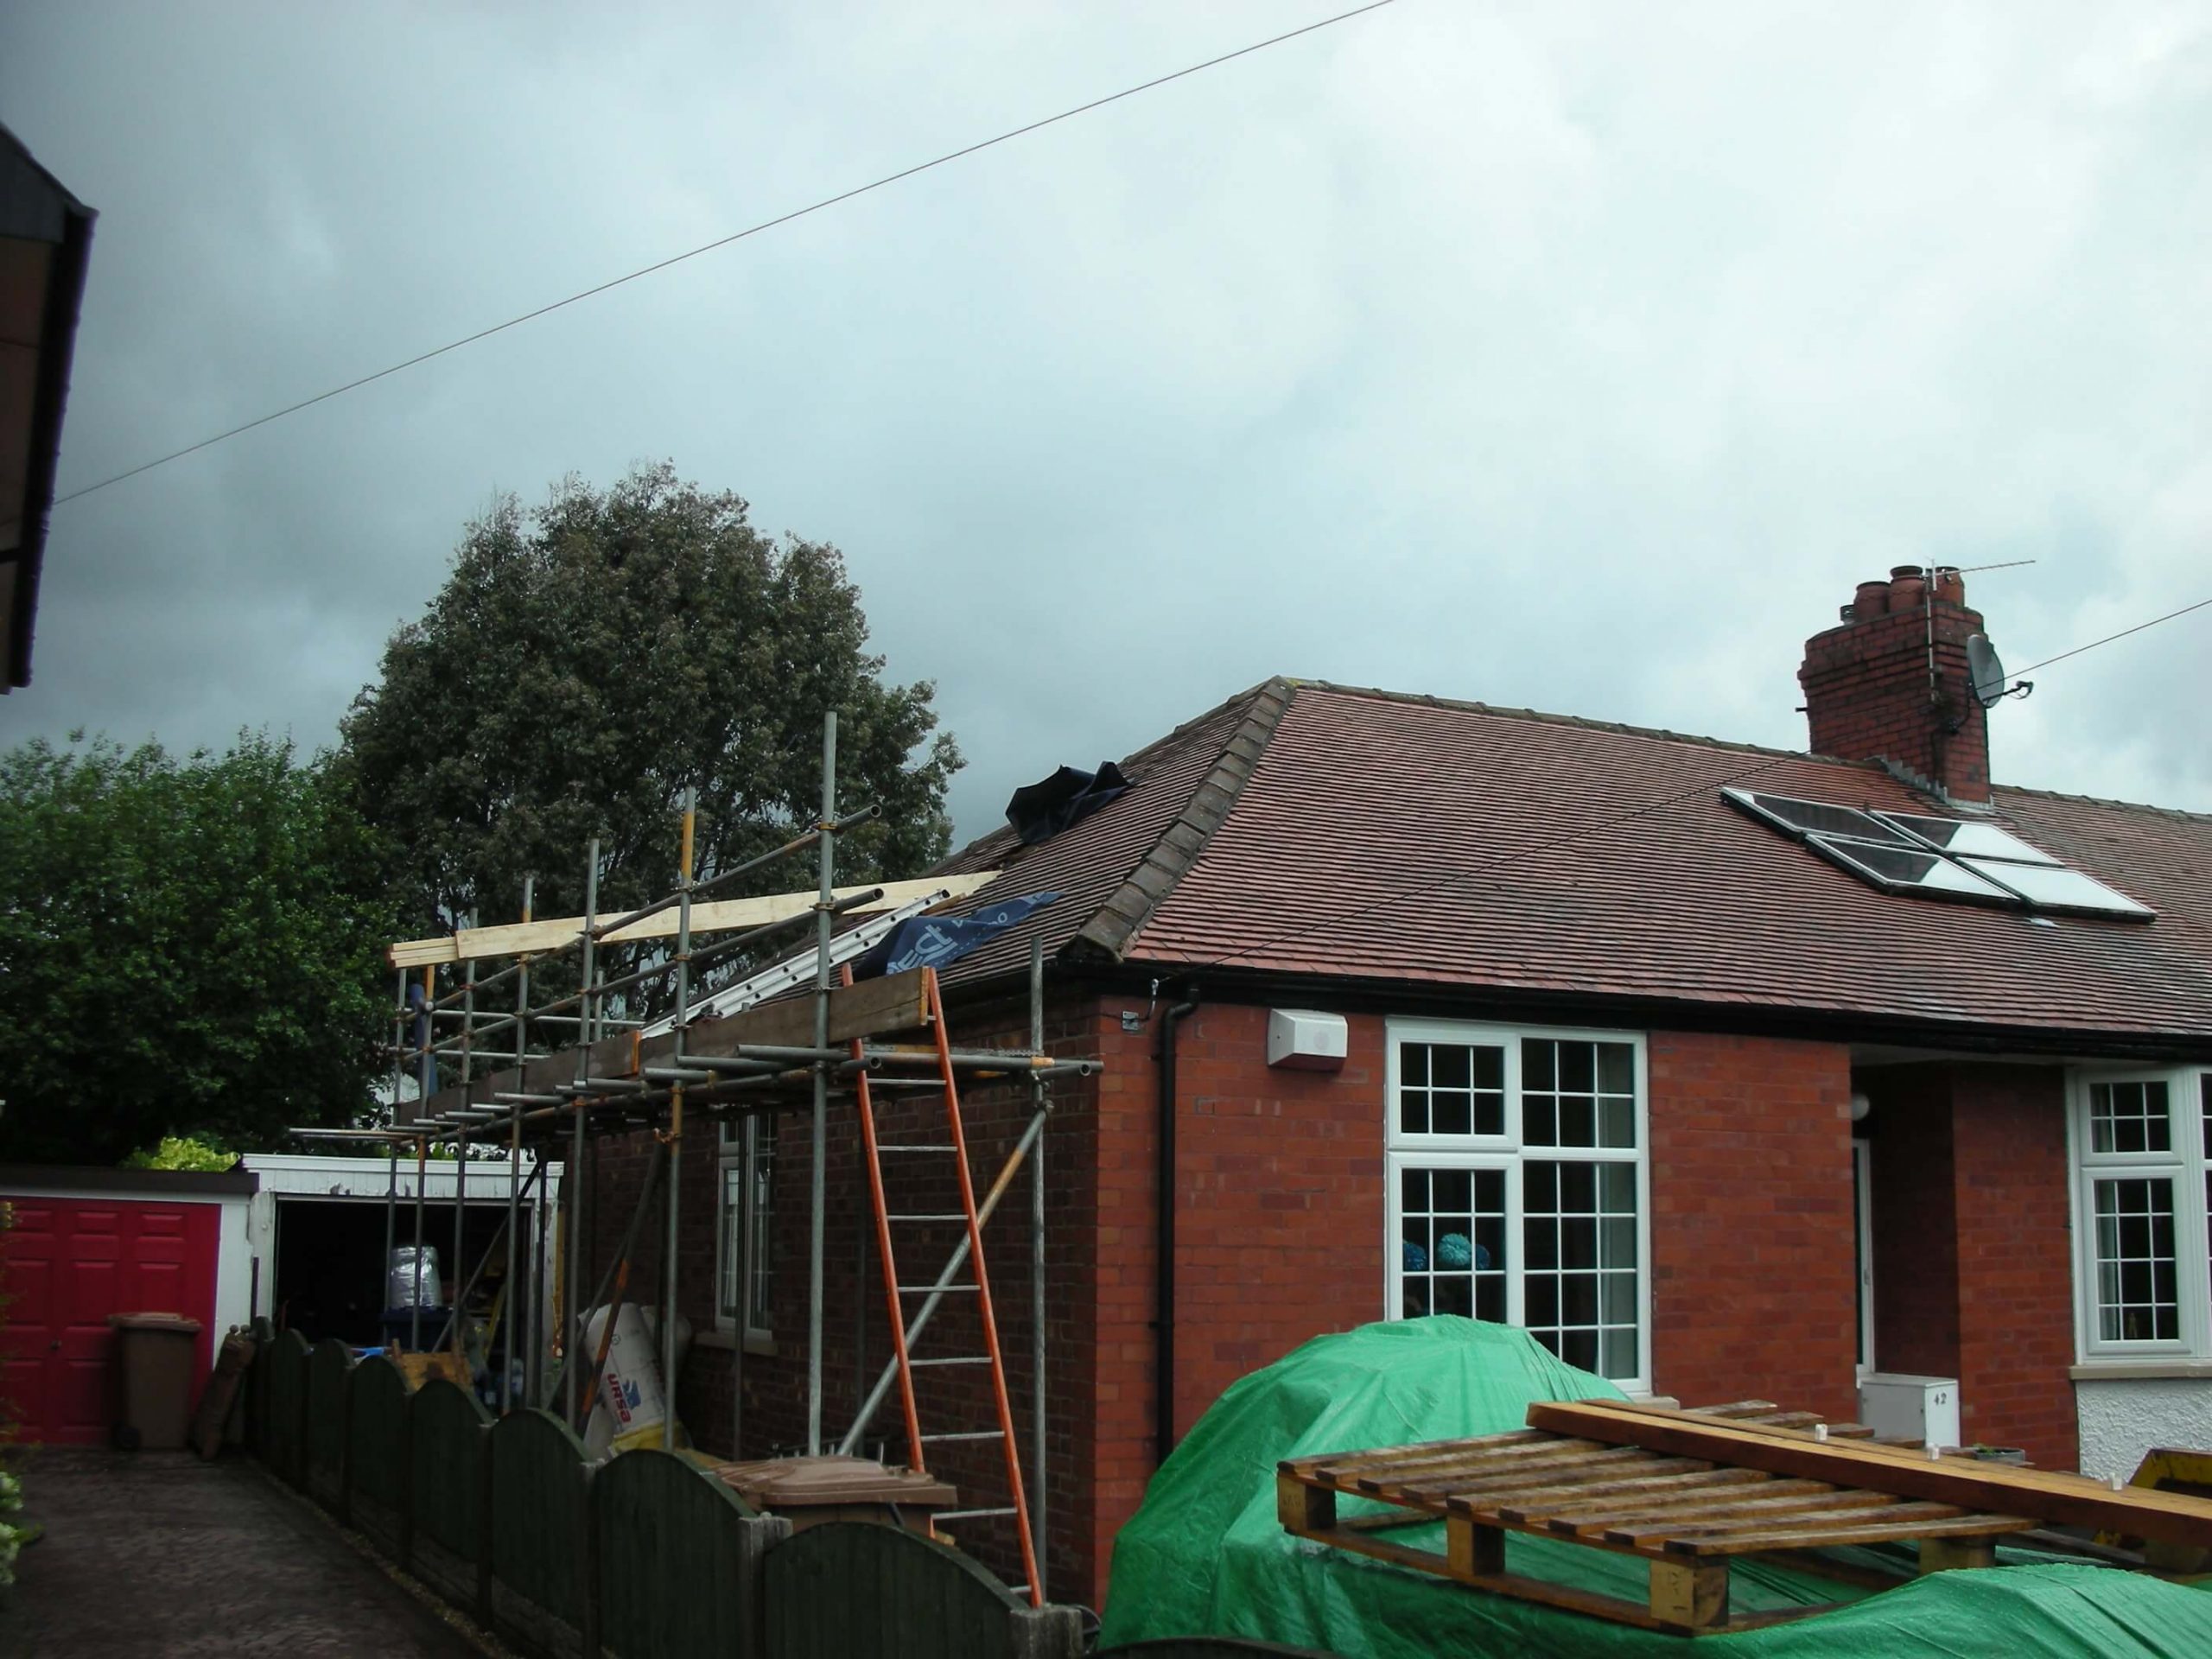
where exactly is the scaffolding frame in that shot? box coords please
[348,712,1085,1600]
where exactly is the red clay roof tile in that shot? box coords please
[933,679,2212,1046]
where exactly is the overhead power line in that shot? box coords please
[2012,596,2211,679]
[50,1,1399,509]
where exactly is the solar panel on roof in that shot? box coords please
[1873,811,2060,865]
[1958,857,2153,918]
[1724,789,1915,846]
[1805,835,2018,902]
[1724,785,2156,923]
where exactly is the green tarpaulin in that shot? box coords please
[1101,1319,2212,1657]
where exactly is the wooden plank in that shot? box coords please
[1586,1487,1902,1545]
[1529,1400,2212,1551]
[388,873,1000,968]
[1296,1431,1599,1485]
[305,1338,354,1516]
[1277,1471,1335,1532]
[1662,1500,1970,1540]
[346,1356,411,1557]
[1648,1559,1729,1632]
[1275,1521,1680,1634]
[488,1409,590,1641]
[1441,1462,1748,1515]
[1605,1398,1832,1439]
[688,967,931,1055]
[1671,1512,2033,1558]
[1920,1535,1999,1573]
[1681,1402,1782,1418]
[1446,1513,1505,1576]
[1522,1479,1847,1534]
[1338,1439,1633,1492]
[406,1376,490,1604]
[763,1512,1040,1657]
[1364,1446,1665,1501]
[593,1448,762,1659]
[1281,1513,1839,1636]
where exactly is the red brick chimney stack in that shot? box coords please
[1798,565,1992,804]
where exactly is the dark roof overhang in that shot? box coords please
[1,122,97,691]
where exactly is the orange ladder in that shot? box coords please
[848,964,1040,1605]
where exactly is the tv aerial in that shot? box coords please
[1967,633,2031,709]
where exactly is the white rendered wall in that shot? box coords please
[2075,1378,2212,1481]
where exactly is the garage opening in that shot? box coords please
[272,1192,537,1384]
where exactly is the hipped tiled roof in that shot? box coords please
[935,679,2212,1049]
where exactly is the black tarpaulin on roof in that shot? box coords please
[1005,761,1129,844]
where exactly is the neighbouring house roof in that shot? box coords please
[934,678,2212,1052]
[0,122,96,692]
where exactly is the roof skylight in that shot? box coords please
[1723,788,2154,922]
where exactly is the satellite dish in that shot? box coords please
[1966,633,2008,709]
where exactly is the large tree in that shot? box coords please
[337,463,961,999]
[0,734,396,1165]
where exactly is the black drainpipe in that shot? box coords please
[1154,984,1200,1469]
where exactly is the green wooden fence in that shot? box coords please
[595,1448,787,1659]
[241,1351,1129,1659]
[1098,1643,1341,1658]
[765,1522,1083,1659]
[261,1330,310,1489]
[408,1377,491,1613]
[346,1356,410,1556]
[304,1338,353,1515]
[488,1408,593,1658]
[244,1318,276,1459]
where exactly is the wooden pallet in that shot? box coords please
[1277,1398,2212,1636]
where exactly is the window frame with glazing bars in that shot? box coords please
[716,1116,777,1347]
[2071,1069,2212,1360]
[1384,1019,1651,1392]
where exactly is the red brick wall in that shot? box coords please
[1101,1015,1866,1602]
[1948,1066,2077,1468]
[583,996,2082,1610]
[1164,1003,1388,1433]
[1646,1033,1859,1422]
[1084,1000,1388,1607]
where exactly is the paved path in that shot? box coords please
[2,1446,489,1656]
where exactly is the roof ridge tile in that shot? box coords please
[1293,677,1861,767]
[1067,677,1297,964]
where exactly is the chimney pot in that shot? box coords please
[1853,579,1891,619]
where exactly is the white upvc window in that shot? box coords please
[717,1117,776,1342]
[1386,1019,1650,1391]
[2072,1069,2212,1359]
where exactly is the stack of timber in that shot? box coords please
[1277,1398,2212,1636]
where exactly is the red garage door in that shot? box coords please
[1,1194,220,1444]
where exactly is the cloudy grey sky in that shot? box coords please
[3,1,2208,840]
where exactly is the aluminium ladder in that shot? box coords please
[848,963,1041,1605]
